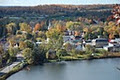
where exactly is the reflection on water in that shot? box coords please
[7,58,120,80]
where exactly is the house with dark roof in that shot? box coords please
[92,38,108,48]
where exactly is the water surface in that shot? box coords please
[7,58,120,80]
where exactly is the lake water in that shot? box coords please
[7,58,120,80]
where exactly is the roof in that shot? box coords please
[92,38,108,42]
[75,36,81,39]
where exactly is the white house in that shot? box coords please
[92,38,108,48]
[63,35,74,42]
[63,41,84,51]
[75,43,85,51]
[84,40,92,46]
[36,42,43,45]
[104,39,120,52]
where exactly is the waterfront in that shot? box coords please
[7,58,120,80]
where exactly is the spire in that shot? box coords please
[48,20,51,30]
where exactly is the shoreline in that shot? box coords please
[1,55,120,80]
[0,63,28,80]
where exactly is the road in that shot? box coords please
[0,54,24,76]
[0,62,20,73]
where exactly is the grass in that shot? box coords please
[48,60,58,62]
[61,56,79,61]
[59,52,120,61]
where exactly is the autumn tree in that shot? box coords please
[19,41,27,50]
[104,21,119,39]
[66,21,74,30]
[6,22,17,35]
[22,48,34,64]
[56,22,66,33]
[34,23,41,31]
[112,4,120,25]
[46,28,63,50]
[25,40,34,49]
[19,22,32,33]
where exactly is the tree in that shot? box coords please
[104,21,119,39]
[19,22,32,33]
[32,46,47,64]
[9,39,16,47]
[64,43,74,51]
[85,45,95,54]
[19,41,27,50]
[25,40,34,49]
[34,23,41,31]
[46,28,60,40]
[26,33,33,40]
[46,34,63,51]
[36,31,46,40]
[56,49,67,59]
[6,22,17,35]
[111,4,120,25]
[22,48,34,64]
[0,45,9,67]
[56,22,66,33]
[0,45,3,67]
[8,47,18,62]
[8,47,18,58]
[66,21,74,30]
[83,27,89,33]
[0,45,4,55]
[66,21,82,31]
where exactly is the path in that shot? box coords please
[0,54,24,76]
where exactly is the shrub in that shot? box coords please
[56,49,68,57]
[97,49,107,54]
[85,45,95,54]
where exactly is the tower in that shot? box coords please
[48,20,51,30]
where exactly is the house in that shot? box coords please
[75,43,85,51]
[74,36,82,40]
[92,38,108,48]
[84,40,92,46]
[63,41,84,51]
[21,31,27,34]
[14,43,19,48]
[46,38,50,43]
[63,35,74,42]
[104,45,120,52]
[67,29,75,35]
[16,54,24,61]
[36,42,43,45]
[64,31,69,36]
[104,39,120,52]
[114,38,120,44]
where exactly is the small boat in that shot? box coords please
[26,66,31,71]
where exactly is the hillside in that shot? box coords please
[0,4,114,21]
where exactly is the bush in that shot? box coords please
[85,45,95,54]
[56,49,68,57]
[97,49,107,54]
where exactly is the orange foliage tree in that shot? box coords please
[34,23,41,31]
